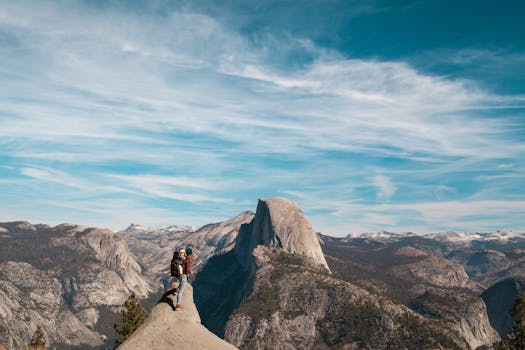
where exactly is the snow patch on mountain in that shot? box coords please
[425,229,523,244]
[343,230,416,241]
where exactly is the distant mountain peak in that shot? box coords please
[344,230,415,241]
[0,221,38,232]
[495,228,517,236]
[235,197,330,272]
[52,223,87,232]
[122,223,189,233]
[125,223,151,231]
[423,229,523,244]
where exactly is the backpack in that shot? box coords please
[170,253,185,277]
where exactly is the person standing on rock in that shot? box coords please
[169,247,192,311]
[185,245,195,277]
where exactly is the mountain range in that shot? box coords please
[0,222,155,349]
[1,197,524,349]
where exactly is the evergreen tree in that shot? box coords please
[114,292,146,346]
[500,293,525,350]
[29,325,46,349]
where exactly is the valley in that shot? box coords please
[1,198,524,349]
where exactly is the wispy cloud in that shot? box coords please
[306,197,525,235]
[371,175,397,201]
[1,1,524,233]
[1,1,522,160]
[20,167,87,189]
[106,174,231,204]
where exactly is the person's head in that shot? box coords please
[178,247,185,257]
[185,245,194,263]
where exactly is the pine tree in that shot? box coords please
[114,292,146,346]
[500,293,525,350]
[29,325,46,349]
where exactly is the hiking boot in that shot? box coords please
[175,305,184,311]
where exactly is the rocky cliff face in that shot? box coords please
[0,261,103,350]
[482,277,525,339]
[224,246,469,349]
[2,204,520,349]
[234,198,329,272]
[448,248,525,289]
[195,198,499,349]
[118,284,237,350]
[0,212,255,350]
[193,249,254,337]
[321,233,501,349]
[0,222,156,350]
[411,289,500,349]
[82,228,153,297]
[120,211,254,274]
[389,246,471,290]
[194,197,331,338]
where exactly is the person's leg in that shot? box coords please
[176,275,187,306]
[166,278,178,295]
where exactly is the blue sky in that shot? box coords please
[1,0,524,235]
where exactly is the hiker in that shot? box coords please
[169,247,193,311]
[185,245,195,273]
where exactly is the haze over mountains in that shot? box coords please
[1,197,524,349]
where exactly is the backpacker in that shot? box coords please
[170,253,185,277]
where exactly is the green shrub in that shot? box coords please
[113,292,146,346]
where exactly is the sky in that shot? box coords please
[1,0,524,235]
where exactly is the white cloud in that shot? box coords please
[432,185,456,200]
[371,175,397,201]
[324,200,525,235]
[20,167,87,190]
[1,1,522,162]
[105,174,231,204]
[362,213,398,227]
[0,1,524,233]
[390,200,525,223]
[107,174,216,190]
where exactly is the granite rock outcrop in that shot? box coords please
[118,284,237,350]
[234,198,330,272]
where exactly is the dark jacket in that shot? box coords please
[170,254,192,277]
